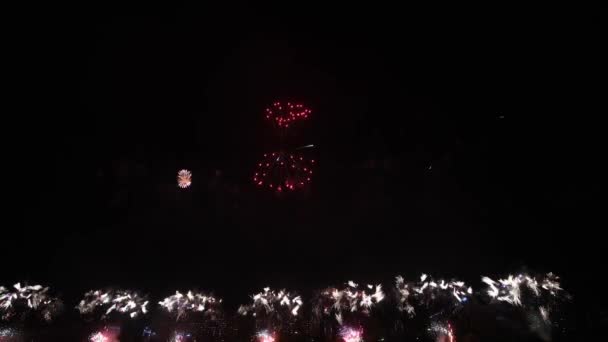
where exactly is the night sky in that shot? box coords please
[4,3,604,335]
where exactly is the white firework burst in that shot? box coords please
[77,289,149,320]
[159,290,222,321]
[0,283,63,322]
[177,169,192,188]
[315,281,384,326]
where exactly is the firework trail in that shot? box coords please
[238,288,303,332]
[0,283,63,323]
[159,290,222,321]
[76,289,149,320]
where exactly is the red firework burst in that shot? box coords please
[253,152,315,192]
[265,101,311,128]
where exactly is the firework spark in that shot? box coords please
[253,152,314,192]
[77,289,149,320]
[481,272,567,325]
[256,330,276,342]
[239,288,303,333]
[0,283,63,322]
[339,326,363,342]
[0,327,20,338]
[169,331,193,342]
[481,273,563,306]
[89,331,109,342]
[159,291,222,321]
[239,288,303,317]
[395,276,416,317]
[177,169,192,188]
[315,281,384,326]
[265,101,311,129]
[395,274,472,319]
[428,322,455,342]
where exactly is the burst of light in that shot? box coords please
[89,331,109,342]
[395,274,472,319]
[0,283,63,322]
[429,322,455,342]
[340,327,363,342]
[481,273,561,306]
[77,289,148,320]
[265,101,311,128]
[481,272,567,325]
[159,290,222,321]
[0,327,19,338]
[170,331,192,342]
[238,288,302,317]
[257,330,275,342]
[253,152,314,192]
[177,169,192,188]
[315,281,384,325]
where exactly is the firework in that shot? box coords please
[394,274,473,320]
[88,327,121,342]
[0,327,21,338]
[89,331,109,342]
[339,326,363,342]
[169,331,194,342]
[255,330,276,342]
[159,291,222,321]
[142,326,156,339]
[414,274,471,311]
[428,321,455,342]
[0,283,63,322]
[481,272,567,325]
[253,152,314,192]
[239,288,303,332]
[77,289,149,320]
[177,169,192,188]
[315,281,384,326]
[238,288,303,317]
[265,101,311,129]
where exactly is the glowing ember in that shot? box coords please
[177,169,192,188]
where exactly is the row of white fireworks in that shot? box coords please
[1,272,567,341]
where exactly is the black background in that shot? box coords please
[3,2,604,338]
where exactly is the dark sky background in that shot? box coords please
[3,2,604,330]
